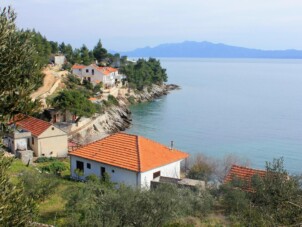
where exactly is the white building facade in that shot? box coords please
[69,132,188,188]
[70,156,182,188]
[71,64,118,87]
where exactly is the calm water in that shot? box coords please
[126,58,302,173]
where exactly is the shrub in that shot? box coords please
[35,157,58,163]
[107,94,119,106]
[127,95,136,104]
[40,161,67,176]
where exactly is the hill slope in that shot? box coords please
[120,41,302,59]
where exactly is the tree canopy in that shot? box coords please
[0,7,43,125]
[49,89,97,121]
[0,153,37,226]
[120,58,167,90]
[65,179,213,226]
[93,39,108,63]
[221,158,302,226]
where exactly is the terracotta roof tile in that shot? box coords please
[72,64,86,69]
[69,133,189,172]
[13,115,52,137]
[224,165,266,191]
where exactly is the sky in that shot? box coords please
[2,0,302,51]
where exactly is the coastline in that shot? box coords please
[70,84,180,144]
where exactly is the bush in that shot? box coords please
[83,79,93,90]
[107,94,119,106]
[19,170,60,202]
[40,161,67,176]
[35,157,58,163]
[127,95,136,104]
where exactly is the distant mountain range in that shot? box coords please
[118,41,302,59]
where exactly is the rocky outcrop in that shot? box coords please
[71,84,179,144]
[126,84,180,103]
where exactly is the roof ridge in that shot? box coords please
[136,135,141,172]
[231,164,266,172]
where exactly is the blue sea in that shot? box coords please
[126,58,302,173]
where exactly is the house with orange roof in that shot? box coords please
[69,132,189,188]
[71,64,119,88]
[7,115,68,157]
[224,164,266,191]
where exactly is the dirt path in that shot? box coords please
[31,67,68,100]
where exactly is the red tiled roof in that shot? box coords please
[92,64,117,75]
[72,64,118,76]
[224,165,266,191]
[72,64,86,69]
[69,132,189,172]
[88,97,97,101]
[14,115,52,137]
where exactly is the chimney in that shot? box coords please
[170,141,174,150]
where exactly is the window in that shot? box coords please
[112,169,115,173]
[153,171,161,179]
[86,69,89,73]
[52,127,55,130]
[32,137,34,145]
[87,163,91,169]
[101,167,106,178]
[76,161,84,171]
[92,69,94,75]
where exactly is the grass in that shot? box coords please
[38,178,81,225]
[8,157,81,226]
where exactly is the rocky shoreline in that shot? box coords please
[71,84,180,144]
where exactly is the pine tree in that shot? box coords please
[93,39,108,63]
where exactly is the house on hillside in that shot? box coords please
[50,54,66,66]
[69,132,189,188]
[47,108,76,123]
[224,165,266,191]
[8,115,68,157]
[71,64,119,88]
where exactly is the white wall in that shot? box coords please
[38,126,68,157]
[70,156,138,186]
[139,161,182,188]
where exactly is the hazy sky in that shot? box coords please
[3,0,302,51]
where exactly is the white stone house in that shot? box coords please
[10,115,68,157]
[69,132,189,188]
[71,64,119,88]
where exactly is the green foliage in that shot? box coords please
[19,170,60,202]
[187,155,214,182]
[83,79,94,90]
[23,29,51,66]
[50,89,96,120]
[80,44,93,65]
[0,6,44,125]
[121,58,168,91]
[93,39,108,63]
[64,182,213,226]
[35,156,58,163]
[221,158,302,226]
[62,62,72,71]
[64,73,81,89]
[41,161,68,176]
[127,95,136,104]
[107,94,119,106]
[0,152,37,225]
[93,83,102,93]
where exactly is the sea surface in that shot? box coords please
[126,58,302,173]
